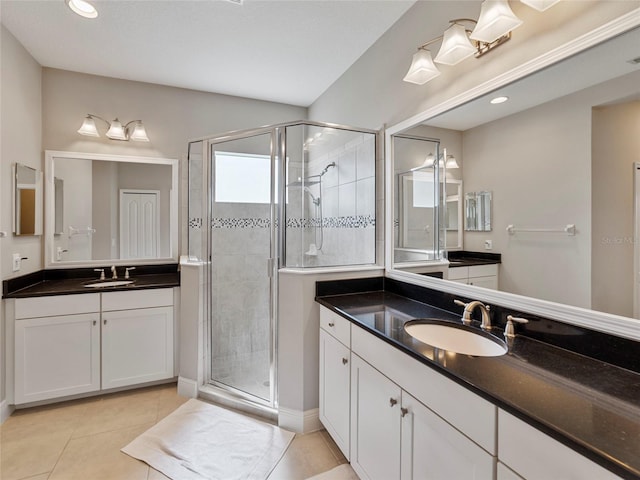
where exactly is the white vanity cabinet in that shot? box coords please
[319,308,351,459]
[14,294,101,404]
[449,264,499,290]
[319,305,496,480]
[498,410,622,480]
[12,288,176,405]
[101,289,174,389]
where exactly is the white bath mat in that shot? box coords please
[306,464,359,480]
[122,398,294,480]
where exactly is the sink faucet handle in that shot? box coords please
[505,315,529,338]
[111,265,117,279]
[94,268,105,280]
[453,299,467,308]
[124,267,136,279]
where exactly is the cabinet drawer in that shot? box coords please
[320,307,351,347]
[15,293,100,319]
[448,266,469,280]
[102,288,173,311]
[498,409,621,480]
[468,264,498,278]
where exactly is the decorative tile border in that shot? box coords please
[189,218,203,229]
[206,215,375,229]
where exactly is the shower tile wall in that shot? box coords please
[286,131,376,267]
[210,202,271,400]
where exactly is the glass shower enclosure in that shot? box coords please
[188,121,377,410]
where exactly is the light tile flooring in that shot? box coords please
[0,383,347,480]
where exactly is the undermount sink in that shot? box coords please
[404,319,507,357]
[83,280,134,288]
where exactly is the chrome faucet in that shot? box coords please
[111,265,118,279]
[124,267,136,279]
[454,299,492,330]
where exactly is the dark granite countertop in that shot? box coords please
[3,264,180,298]
[316,287,640,480]
[447,250,501,267]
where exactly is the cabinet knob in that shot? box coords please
[389,398,398,407]
[103,319,107,325]
[401,407,409,417]
[93,320,97,326]
[342,357,348,365]
[328,322,335,327]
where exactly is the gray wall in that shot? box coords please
[1,25,42,415]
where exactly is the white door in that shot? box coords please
[101,306,174,389]
[319,329,351,460]
[351,354,402,480]
[120,190,159,259]
[14,313,101,404]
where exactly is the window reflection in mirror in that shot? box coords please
[45,151,178,267]
[13,163,43,236]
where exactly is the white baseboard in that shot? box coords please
[278,407,321,433]
[177,376,199,398]
[1,399,14,424]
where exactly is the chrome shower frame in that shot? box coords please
[187,120,378,415]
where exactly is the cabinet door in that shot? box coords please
[14,313,100,404]
[468,275,498,290]
[351,354,402,480]
[102,306,174,389]
[401,392,495,480]
[498,409,622,480]
[319,329,351,460]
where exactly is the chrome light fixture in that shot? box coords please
[470,0,523,44]
[411,152,459,170]
[520,0,561,12]
[66,0,98,19]
[77,114,150,142]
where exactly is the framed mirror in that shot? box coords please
[465,191,491,232]
[13,163,43,236]
[385,22,640,335]
[44,151,179,268]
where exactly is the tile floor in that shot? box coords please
[0,383,348,480]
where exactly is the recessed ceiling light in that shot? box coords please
[490,96,509,104]
[66,0,98,19]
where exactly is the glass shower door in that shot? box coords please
[208,132,277,406]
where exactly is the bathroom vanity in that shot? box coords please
[3,265,179,406]
[316,277,640,480]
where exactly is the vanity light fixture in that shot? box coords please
[470,0,523,44]
[404,1,531,86]
[520,0,561,12]
[65,0,98,19]
[412,152,459,170]
[77,115,150,142]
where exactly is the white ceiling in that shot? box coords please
[0,0,416,107]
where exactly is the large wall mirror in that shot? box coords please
[386,21,640,335]
[44,151,179,268]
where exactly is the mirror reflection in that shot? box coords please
[13,163,43,236]
[389,26,640,320]
[465,191,492,232]
[45,152,178,266]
